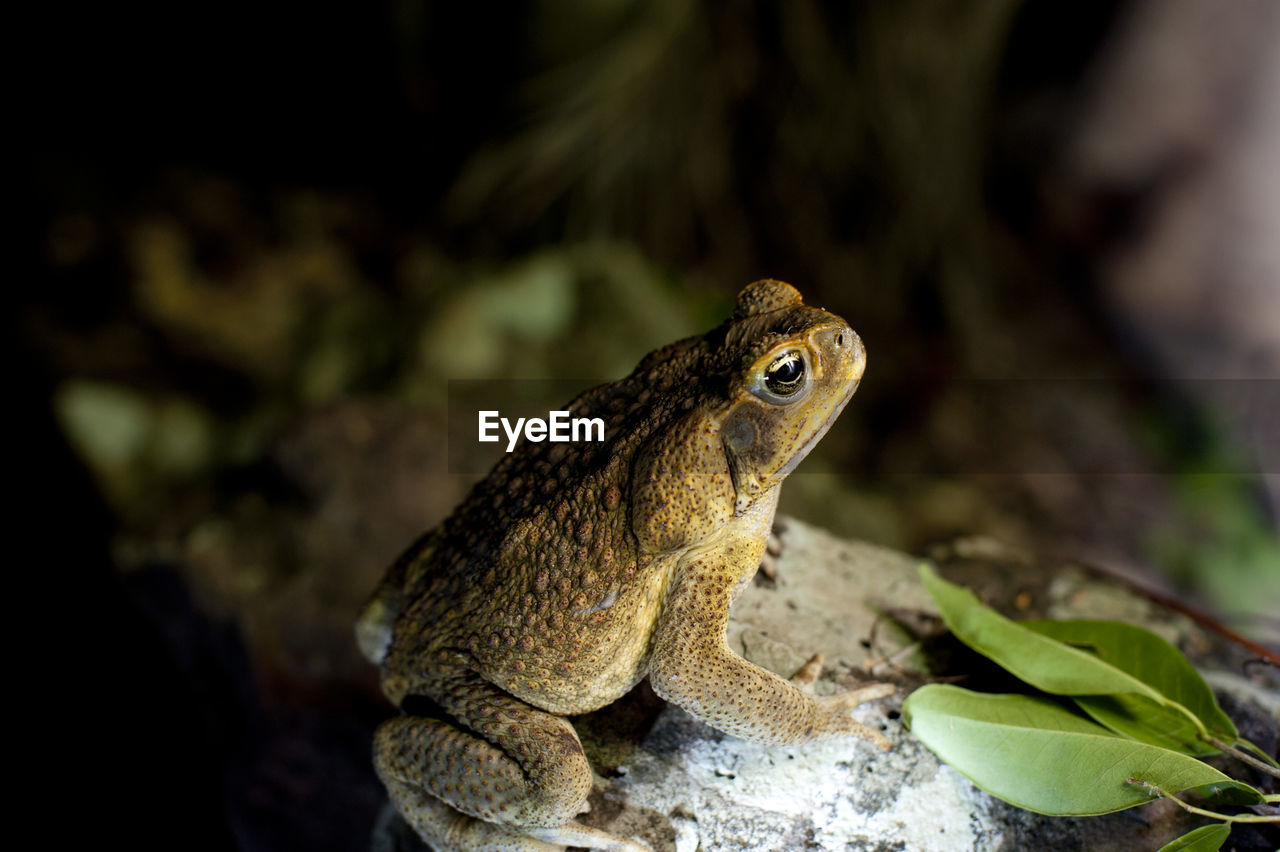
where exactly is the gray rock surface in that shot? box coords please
[374,518,1279,851]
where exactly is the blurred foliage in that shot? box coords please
[27,0,1278,655]
[22,4,1279,848]
[447,0,1026,378]
[55,381,217,516]
[1151,473,1280,633]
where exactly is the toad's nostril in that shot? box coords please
[835,332,845,347]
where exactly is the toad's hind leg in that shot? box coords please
[373,674,648,852]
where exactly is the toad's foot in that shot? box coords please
[790,652,825,691]
[652,555,896,750]
[383,789,648,851]
[529,823,650,851]
[792,653,895,750]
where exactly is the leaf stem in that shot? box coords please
[1126,778,1280,824]
[1201,735,1280,779]
[1163,697,1210,740]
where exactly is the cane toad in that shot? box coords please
[357,280,893,851]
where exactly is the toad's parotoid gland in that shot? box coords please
[357,280,894,852]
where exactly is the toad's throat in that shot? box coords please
[777,377,860,478]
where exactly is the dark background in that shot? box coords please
[20,2,1278,849]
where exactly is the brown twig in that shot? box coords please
[1203,735,1280,779]
[1072,557,1280,665]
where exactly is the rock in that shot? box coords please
[371,518,1279,851]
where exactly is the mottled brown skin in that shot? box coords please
[357,280,893,852]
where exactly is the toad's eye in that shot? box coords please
[764,351,805,397]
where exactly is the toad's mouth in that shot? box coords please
[776,375,861,478]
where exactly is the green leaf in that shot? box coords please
[1192,780,1269,806]
[918,565,1207,737]
[1069,694,1212,755]
[1023,619,1237,751]
[901,685,1262,816]
[1156,823,1230,852]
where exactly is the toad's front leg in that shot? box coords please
[648,555,893,749]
